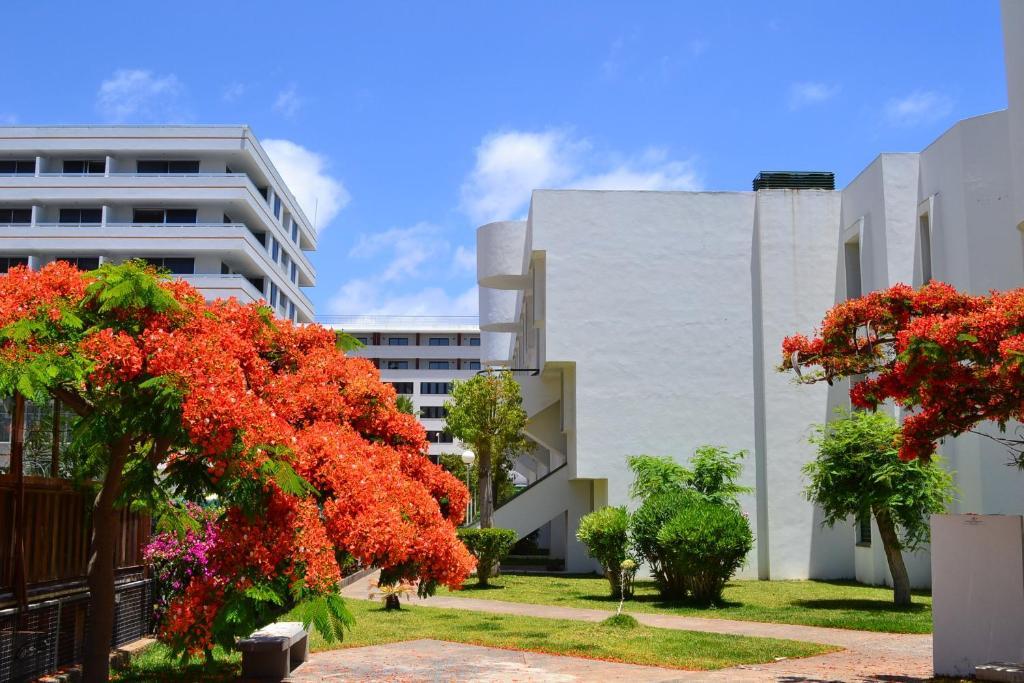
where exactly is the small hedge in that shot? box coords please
[576,506,634,598]
[457,527,517,586]
[629,490,701,600]
[657,502,753,604]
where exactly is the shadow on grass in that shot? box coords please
[791,598,929,614]
[115,660,239,683]
[456,583,507,592]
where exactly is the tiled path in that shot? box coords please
[287,572,933,682]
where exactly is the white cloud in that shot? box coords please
[788,81,840,110]
[460,129,701,223]
[96,69,184,123]
[884,90,954,127]
[222,82,246,102]
[348,223,445,282]
[273,85,303,118]
[261,139,350,232]
[453,245,476,273]
[328,280,478,317]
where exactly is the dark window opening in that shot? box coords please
[56,257,100,271]
[132,208,197,224]
[428,361,450,370]
[388,337,409,346]
[0,257,29,273]
[426,430,453,444]
[0,159,36,174]
[428,337,450,346]
[857,515,872,547]
[387,361,409,370]
[141,257,194,275]
[0,208,32,224]
[467,337,481,346]
[389,382,414,395]
[421,406,447,419]
[420,382,451,395]
[62,160,105,174]
[58,208,102,224]
[137,160,200,174]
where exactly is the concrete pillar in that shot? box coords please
[105,155,115,176]
[34,155,44,176]
[101,205,110,227]
[30,205,39,227]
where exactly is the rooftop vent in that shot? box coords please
[752,171,835,191]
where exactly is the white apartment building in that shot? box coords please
[476,0,1024,583]
[322,317,482,459]
[0,125,316,322]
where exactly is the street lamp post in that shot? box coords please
[461,449,476,525]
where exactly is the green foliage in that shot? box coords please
[395,395,416,415]
[601,613,639,628]
[445,371,528,525]
[805,410,955,552]
[438,452,517,508]
[626,455,692,499]
[334,331,364,353]
[576,506,635,598]
[457,527,517,586]
[657,502,753,604]
[690,446,753,509]
[629,491,701,600]
[291,593,354,644]
[627,448,754,601]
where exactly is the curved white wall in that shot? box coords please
[479,286,519,332]
[477,220,529,289]
[481,331,513,366]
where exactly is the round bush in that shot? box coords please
[576,506,633,598]
[629,490,700,600]
[457,527,517,586]
[656,502,753,604]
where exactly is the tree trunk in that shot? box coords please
[82,438,129,683]
[478,444,493,528]
[874,508,912,607]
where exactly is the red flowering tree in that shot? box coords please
[0,261,474,682]
[780,281,1024,465]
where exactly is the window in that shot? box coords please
[62,160,105,174]
[421,406,447,419]
[919,213,933,284]
[290,262,298,284]
[0,397,10,449]
[141,257,194,274]
[844,237,862,300]
[271,237,280,262]
[428,361,450,370]
[857,515,872,547]
[288,302,296,321]
[56,257,100,270]
[247,276,264,293]
[281,252,290,274]
[425,431,453,444]
[291,220,299,243]
[467,337,481,346]
[0,257,28,273]
[388,337,409,346]
[269,281,279,307]
[0,159,35,174]
[0,208,31,224]
[137,160,200,174]
[466,361,481,370]
[389,382,414,395]
[356,336,369,345]
[420,382,451,395]
[58,208,102,224]
[428,337,450,346]
[387,361,410,370]
[279,294,289,315]
[273,195,282,218]
[221,262,231,275]
[132,208,197,224]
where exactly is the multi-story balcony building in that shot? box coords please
[0,125,316,322]
[321,316,482,458]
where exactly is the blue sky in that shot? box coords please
[0,1,1008,317]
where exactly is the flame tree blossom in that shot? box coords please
[780,281,1024,464]
[0,261,474,679]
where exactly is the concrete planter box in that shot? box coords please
[931,514,1024,677]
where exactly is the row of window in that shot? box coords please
[425,430,454,444]
[421,406,448,419]
[0,207,200,225]
[388,382,453,395]
[383,360,480,370]
[357,336,480,347]
[0,256,195,274]
[0,159,200,175]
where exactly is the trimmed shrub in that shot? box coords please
[629,490,701,600]
[601,613,639,628]
[576,506,634,598]
[457,528,517,586]
[657,502,753,604]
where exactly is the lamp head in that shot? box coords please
[461,449,476,466]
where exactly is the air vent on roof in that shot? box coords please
[752,171,835,191]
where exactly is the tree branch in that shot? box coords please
[52,386,94,417]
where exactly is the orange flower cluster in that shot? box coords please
[781,281,1024,461]
[0,262,474,654]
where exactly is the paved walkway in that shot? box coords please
[289,572,933,682]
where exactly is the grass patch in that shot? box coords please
[113,645,240,682]
[441,575,932,634]
[602,613,639,628]
[115,598,835,677]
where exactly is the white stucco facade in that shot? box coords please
[476,0,1024,581]
[0,125,316,321]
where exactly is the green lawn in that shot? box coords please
[114,598,836,680]
[441,574,932,634]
